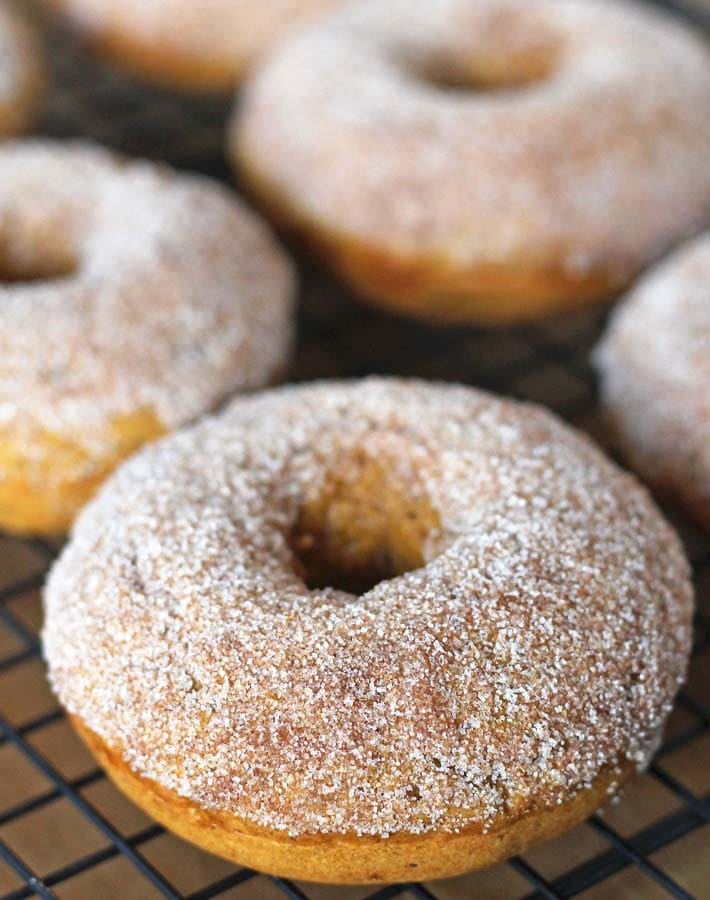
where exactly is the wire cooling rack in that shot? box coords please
[1,2,709,898]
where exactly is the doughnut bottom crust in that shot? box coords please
[71,715,634,884]
[235,153,622,325]
[0,410,163,536]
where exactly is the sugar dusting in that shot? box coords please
[44,379,693,837]
[596,232,710,528]
[235,0,710,281]
[0,141,294,455]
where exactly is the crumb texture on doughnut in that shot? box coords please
[0,4,45,135]
[596,232,710,531]
[44,379,693,880]
[0,141,294,533]
[234,0,710,322]
[47,0,341,89]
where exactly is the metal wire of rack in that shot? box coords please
[1,1,709,898]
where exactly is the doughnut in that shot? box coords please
[596,233,710,532]
[0,4,45,136]
[233,0,710,324]
[0,141,294,536]
[44,379,693,883]
[47,0,340,91]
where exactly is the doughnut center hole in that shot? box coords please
[291,530,400,595]
[418,51,555,93]
[289,451,439,596]
[412,17,560,95]
[422,63,548,93]
[0,225,79,285]
[0,257,78,285]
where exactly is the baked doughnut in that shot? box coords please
[233,0,710,324]
[47,0,340,91]
[44,379,693,883]
[596,233,710,532]
[0,4,45,136]
[0,141,294,536]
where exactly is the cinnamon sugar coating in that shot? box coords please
[44,379,693,837]
[234,0,710,290]
[596,233,710,530]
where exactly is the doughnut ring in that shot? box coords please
[44,379,693,883]
[233,0,710,323]
[0,141,294,535]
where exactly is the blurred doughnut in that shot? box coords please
[596,232,710,531]
[47,0,340,90]
[233,0,710,323]
[0,141,295,535]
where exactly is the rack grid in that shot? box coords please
[1,2,709,897]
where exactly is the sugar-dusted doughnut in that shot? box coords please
[0,4,45,136]
[233,0,710,324]
[0,141,294,535]
[44,379,693,883]
[47,0,340,90]
[596,232,710,531]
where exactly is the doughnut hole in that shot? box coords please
[410,9,561,93]
[289,447,440,595]
[0,178,88,284]
[0,254,77,284]
[0,223,79,284]
[420,51,556,93]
